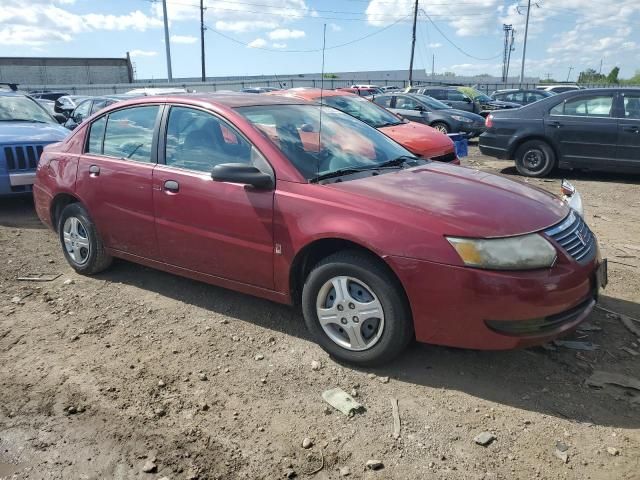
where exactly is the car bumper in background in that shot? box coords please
[9,171,36,186]
[478,132,510,158]
[457,123,486,138]
[0,171,35,196]
[386,252,603,350]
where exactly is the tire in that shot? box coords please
[301,250,413,366]
[431,122,450,134]
[58,203,112,275]
[515,140,556,177]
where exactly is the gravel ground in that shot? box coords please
[1,145,639,480]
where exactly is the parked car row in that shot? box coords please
[31,92,606,365]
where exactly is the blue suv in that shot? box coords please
[0,91,69,195]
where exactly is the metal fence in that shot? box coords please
[19,78,638,96]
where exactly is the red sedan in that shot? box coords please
[34,94,606,366]
[269,88,458,164]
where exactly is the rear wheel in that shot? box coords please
[515,140,556,177]
[301,251,413,366]
[431,122,450,134]
[58,203,112,275]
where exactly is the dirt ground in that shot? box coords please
[1,146,640,480]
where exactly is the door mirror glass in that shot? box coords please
[211,163,274,189]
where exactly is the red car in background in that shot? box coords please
[269,88,458,164]
[34,94,606,366]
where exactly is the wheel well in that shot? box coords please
[289,238,406,306]
[50,193,80,232]
[509,136,557,161]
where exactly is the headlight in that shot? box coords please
[560,180,584,217]
[446,234,557,270]
[451,115,472,123]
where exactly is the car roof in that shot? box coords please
[99,92,309,110]
[268,88,349,101]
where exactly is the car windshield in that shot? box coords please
[0,95,56,123]
[321,95,402,128]
[237,104,413,181]
[414,94,451,110]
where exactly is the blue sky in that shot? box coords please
[2,0,639,81]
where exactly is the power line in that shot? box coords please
[418,10,502,61]
[204,14,411,53]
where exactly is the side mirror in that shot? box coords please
[53,113,67,124]
[394,112,405,120]
[414,105,425,112]
[211,163,274,189]
[464,97,473,103]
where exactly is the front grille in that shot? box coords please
[431,151,457,163]
[4,145,44,172]
[545,211,596,262]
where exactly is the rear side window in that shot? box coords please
[102,105,159,162]
[87,116,106,154]
[550,95,614,117]
[427,89,445,100]
[623,94,640,119]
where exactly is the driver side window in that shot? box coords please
[164,106,253,173]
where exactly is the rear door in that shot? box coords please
[152,105,275,289]
[75,104,161,258]
[544,92,618,169]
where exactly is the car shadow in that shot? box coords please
[99,260,640,429]
[498,165,640,184]
[0,197,46,229]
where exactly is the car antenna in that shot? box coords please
[316,23,327,182]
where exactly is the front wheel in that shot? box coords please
[58,203,112,275]
[515,140,556,177]
[431,122,450,134]
[301,251,413,366]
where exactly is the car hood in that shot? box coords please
[440,108,485,122]
[328,162,569,238]
[0,122,69,144]
[378,121,454,157]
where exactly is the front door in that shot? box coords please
[75,104,161,258]
[152,105,275,289]
[544,93,618,169]
[392,95,430,124]
[616,91,640,169]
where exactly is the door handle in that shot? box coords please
[89,165,100,176]
[163,180,179,193]
[623,126,639,133]
[549,120,562,128]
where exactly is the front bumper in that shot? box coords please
[386,249,603,350]
[0,170,35,196]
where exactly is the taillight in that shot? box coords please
[485,114,493,129]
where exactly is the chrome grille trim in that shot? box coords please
[544,211,596,263]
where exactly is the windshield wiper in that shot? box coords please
[0,118,50,123]
[311,155,418,183]
[376,121,404,127]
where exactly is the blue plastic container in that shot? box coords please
[447,133,468,158]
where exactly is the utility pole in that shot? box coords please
[161,0,173,82]
[501,24,513,82]
[431,53,435,78]
[505,28,515,81]
[519,0,532,85]
[408,0,419,86]
[598,58,603,75]
[200,0,206,82]
[567,66,573,82]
